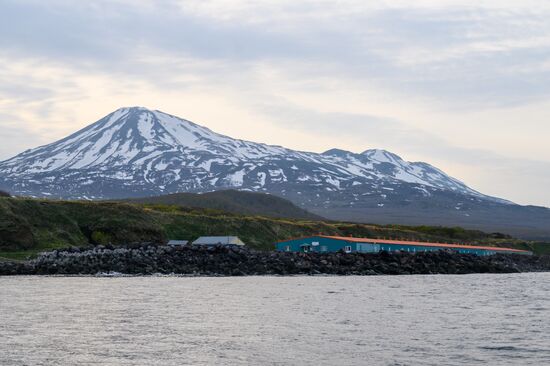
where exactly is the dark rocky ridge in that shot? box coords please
[124,189,323,220]
[1,245,548,276]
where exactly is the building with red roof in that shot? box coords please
[275,235,532,256]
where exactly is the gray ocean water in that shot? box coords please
[0,273,548,366]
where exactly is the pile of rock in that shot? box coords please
[0,260,33,275]
[1,244,549,276]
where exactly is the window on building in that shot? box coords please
[344,246,352,253]
[285,245,291,252]
[320,246,328,252]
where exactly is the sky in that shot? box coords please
[1,0,549,207]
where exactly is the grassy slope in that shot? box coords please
[0,197,548,260]
[123,189,323,220]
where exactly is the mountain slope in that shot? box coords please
[124,190,323,220]
[0,106,548,239]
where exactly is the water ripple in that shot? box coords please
[0,273,549,365]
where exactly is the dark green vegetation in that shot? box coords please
[123,190,323,220]
[0,197,548,260]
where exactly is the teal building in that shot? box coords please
[275,235,531,256]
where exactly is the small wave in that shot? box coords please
[94,271,126,277]
[481,346,520,351]
[480,346,546,354]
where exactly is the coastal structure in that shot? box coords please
[192,236,246,247]
[276,235,532,256]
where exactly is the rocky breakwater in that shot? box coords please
[1,244,549,276]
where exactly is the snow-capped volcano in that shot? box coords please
[3,106,549,239]
[0,106,491,198]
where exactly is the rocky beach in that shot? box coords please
[1,244,549,276]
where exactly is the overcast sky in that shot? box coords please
[1,0,549,206]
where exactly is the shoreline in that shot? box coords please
[1,244,549,277]
[2,272,549,278]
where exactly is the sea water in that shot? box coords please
[1,273,548,365]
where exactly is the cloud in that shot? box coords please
[3,1,550,110]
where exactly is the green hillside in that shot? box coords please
[0,197,547,260]
[123,190,323,220]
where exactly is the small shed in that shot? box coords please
[192,236,245,247]
[167,240,189,246]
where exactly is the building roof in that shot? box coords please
[192,236,245,246]
[278,235,530,254]
[167,240,188,245]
